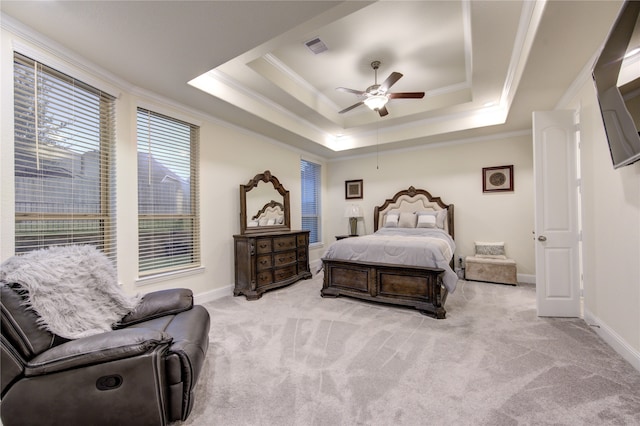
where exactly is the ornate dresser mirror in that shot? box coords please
[235,170,310,300]
[239,170,290,235]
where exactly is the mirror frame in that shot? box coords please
[240,170,290,235]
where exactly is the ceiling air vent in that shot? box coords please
[304,37,328,55]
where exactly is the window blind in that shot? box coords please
[137,108,200,276]
[301,159,321,243]
[13,53,117,262]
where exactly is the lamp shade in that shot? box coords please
[364,95,389,111]
[344,204,363,218]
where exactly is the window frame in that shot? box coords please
[300,158,321,245]
[13,52,117,262]
[136,107,201,276]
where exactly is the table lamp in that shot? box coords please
[344,204,363,236]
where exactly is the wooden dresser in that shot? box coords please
[233,230,312,300]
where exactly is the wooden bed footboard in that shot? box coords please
[321,258,448,319]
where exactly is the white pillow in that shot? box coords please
[384,213,399,228]
[398,212,417,228]
[416,209,447,229]
[417,214,437,228]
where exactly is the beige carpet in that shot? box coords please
[178,273,640,425]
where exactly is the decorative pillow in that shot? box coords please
[398,212,417,228]
[416,209,447,229]
[417,214,437,228]
[437,209,448,229]
[475,241,506,258]
[384,213,399,228]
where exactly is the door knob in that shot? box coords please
[538,235,547,242]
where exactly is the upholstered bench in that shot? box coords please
[464,241,517,286]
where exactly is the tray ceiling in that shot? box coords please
[1,1,625,158]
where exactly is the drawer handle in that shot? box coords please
[259,243,268,248]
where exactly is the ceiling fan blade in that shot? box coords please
[379,72,403,92]
[388,92,425,99]
[377,106,389,117]
[338,101,364,114]
[336,87,366,96]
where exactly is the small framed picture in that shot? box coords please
[345,179,363,199]
[483,165,514,192]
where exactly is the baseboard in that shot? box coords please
[194,284,233,304]
[517,273,535,284]
[584,308,640,373]
[310,258,323,274]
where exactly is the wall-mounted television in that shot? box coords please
[592,1,640,169]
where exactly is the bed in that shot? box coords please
[246,200,285,228]
[321,186,456,318]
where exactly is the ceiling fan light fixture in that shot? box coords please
[364,95,389,111]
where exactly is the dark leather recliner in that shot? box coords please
[1,282,210,426]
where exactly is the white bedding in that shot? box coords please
[323,227,458,293]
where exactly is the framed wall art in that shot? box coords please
[483,165,514,192]
[345,179,363,199]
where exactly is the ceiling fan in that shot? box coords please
[336,61,425,117]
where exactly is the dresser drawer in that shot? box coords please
[297,234,307,246]
[256,254,272,270]
[297,248,307,262]
[256,270,273,287]
[274,265,297,282]
[274,250,297,267]
[255,239,272,254]
[273,236,296,251]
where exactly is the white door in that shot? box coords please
[532,110,581,317]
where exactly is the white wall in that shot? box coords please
[563,77,640,366]
[322,133,536,277]
[0,26,323,302]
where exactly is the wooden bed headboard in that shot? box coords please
[373,186,454,238]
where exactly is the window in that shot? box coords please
[13,53,117,262]
[137,108,200,275]
[300,159,321,244]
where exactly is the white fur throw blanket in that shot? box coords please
[0,245,140,339]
